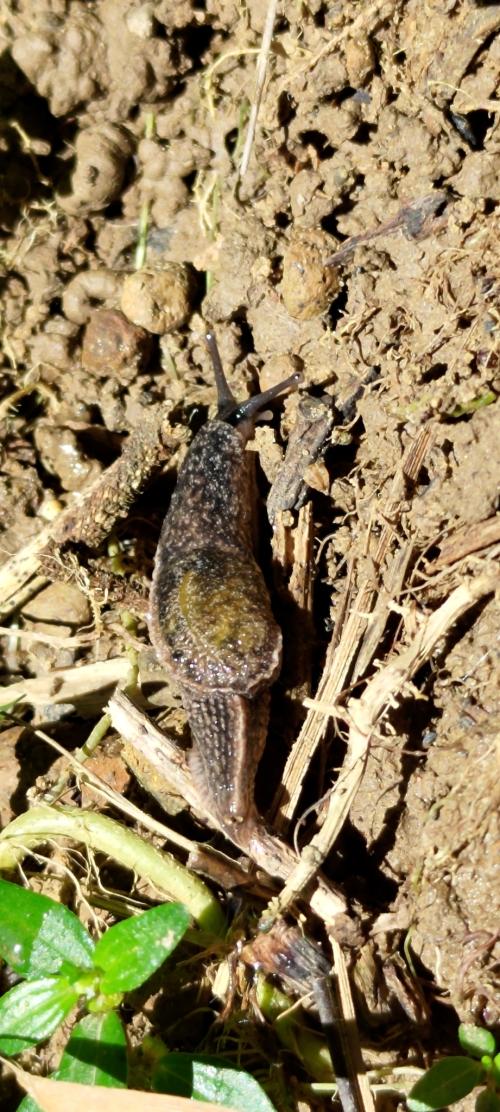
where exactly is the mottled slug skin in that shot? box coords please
[149,419,282,824]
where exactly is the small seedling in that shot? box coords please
[0,877,277,1110]
[407,1024,500,1112]
[0,875,189,1060]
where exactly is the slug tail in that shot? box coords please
[184,688,269,826]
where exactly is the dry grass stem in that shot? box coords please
[0,625,97,647]
[329,935,376,1112]
[31,722,196,854]
[0,658,130,712]
[271,424,434,832]
[269,568,498,917]
[238,0,279,179]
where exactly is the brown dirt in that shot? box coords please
[0,2,499,1110]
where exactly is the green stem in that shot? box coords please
[0,804,225,936]
[257,975,333,1082]
[134,112,156,271]
[41,713,112,805]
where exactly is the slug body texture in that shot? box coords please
[149,418,282,827]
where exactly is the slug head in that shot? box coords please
[205,331,302,428]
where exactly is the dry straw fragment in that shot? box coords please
[268,568,498,919]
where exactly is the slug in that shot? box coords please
[149,334,301,834]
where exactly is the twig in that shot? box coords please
[323,192,448,268]
[0,625,97,647]
[0,657,130,713]
[0,405,175,617]
[329,935,375,1112]
[238,0,279,180]
[109,690,347,924]
[426,515,500,570]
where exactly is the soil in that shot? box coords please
[0,2,499,1111]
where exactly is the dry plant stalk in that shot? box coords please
[29,724,195,855]
[109,689,347,925]
[329,935,376,1112]
[238,0,279,179]
[269,567,498,918]
[0,657,130,713]
[0,405,175,618]
[427,514,500,570]
[271,423,434,831]
[323,192,448,267]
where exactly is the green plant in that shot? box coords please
[407,1025,500,1112]
[0,877,277,1110]
[0,875,189,1060]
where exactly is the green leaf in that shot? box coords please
[56,1011,128,1086]
[93,903,189,993]
[493,1053,500,1086]
[0,695,24,718]
[0,977,79,1056]
[17,1010,128,1112]
[15,1095,41,1112]
[459,1025,496,1059]
[0,877,94,979]
[408,1058,485,1112]
[475,1091,500,1112]
[153,1053,277,1112]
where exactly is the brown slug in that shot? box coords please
[149,333,301,832]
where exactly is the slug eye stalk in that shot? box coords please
[205,330,302,424]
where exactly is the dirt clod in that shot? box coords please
[82,308,153,381]
[61,124,135,214]
[281,231,340,321]
[120,264,192,335]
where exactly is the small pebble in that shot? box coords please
[281,231,340,320]
[344,36,375,87]
[121,264,192,335]
[82,308,152,381]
